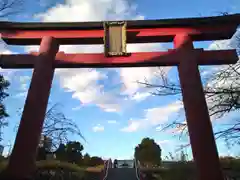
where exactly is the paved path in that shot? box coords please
[106,168,138,180]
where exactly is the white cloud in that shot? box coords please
[156,119,187,134]
[107,120,117,124]
[165,124,187,134]
[205,39,240,121]
[208,40,232,51]
[155,125,163,132]
[204,39,239,77]
[204,40,240,90]
[0,43,30,100]
[35,0,144,22]
[14,92,27,98]
[119,66,171,101]
[120,67,156,96]
[53,66,131,112]
[72,106,82,111]
[19,76,31,83]
[203,39,233,77]
[12,75,31,98]
[131,92,151,101]
[157,140,171,145]
[119,43,169,99]
[92,124,104,132]
[0,41,13,55]
[145,102,182,125]
[0,68,15,81]
[0,41,17,80]
[0,49,12,55]
[120,119,142,132]
[121,101,183,132]
[25,46,123,112]
[0,43,31,96]
[56,69,106,105]
[52,68,123,112]
[19,76,31,91]
[24,0,170,112]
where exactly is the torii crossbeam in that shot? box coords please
[0,14,240,180]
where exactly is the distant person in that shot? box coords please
[114,159,118,168]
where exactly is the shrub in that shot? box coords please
[150,162,196,180]
[0,160,85,179]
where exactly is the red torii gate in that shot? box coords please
[0,14,239,180]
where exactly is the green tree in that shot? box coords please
[66,141,84,164]
[36,135,53,160]
[134,137,161,167]
[55,141,84,164]
[83,153,91,166]
[180,150,187,162]
[40,135,52,152]
[66,141,83,154]
[55,143,67,161]
[36,147,47,161]
[89,156,104,166]
[0,75,10,142]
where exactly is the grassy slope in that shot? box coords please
[141,159,240,180]
[0,160,104,180]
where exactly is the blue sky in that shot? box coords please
[0,0,240,160]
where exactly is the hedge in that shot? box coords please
[0,160,98,179]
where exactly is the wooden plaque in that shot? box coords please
[104,21,128,57]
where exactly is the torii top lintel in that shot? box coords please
[0,14,240,45]
[0,14,239,68]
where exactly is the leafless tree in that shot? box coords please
[139,28,240,148]
[0,0,61,19]
[0,0,23,18]
[42,103,85,150]
[16,103,85,151]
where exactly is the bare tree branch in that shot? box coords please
[0,0,23,18]
[41,103,85,150]
[140,28,240,148]
[15,103,85,151]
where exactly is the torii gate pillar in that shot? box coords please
[2,37,59,179]
[175,34,223,180]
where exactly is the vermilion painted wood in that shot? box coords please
[1,25,237,45]
[5,37,59,179]
[1,14,239,31]
[0,14,238,180]
[175,34,224,180]
[0,50,237,68]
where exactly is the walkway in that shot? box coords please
[106,168,138,180]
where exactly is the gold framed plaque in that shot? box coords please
[104,21,129,57]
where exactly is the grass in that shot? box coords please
[36,160,85,170]
[0,160,104,170]
[0,159,105,179]
[0,160,105,180]
[86,164,104,172]
[141,160,240,180]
